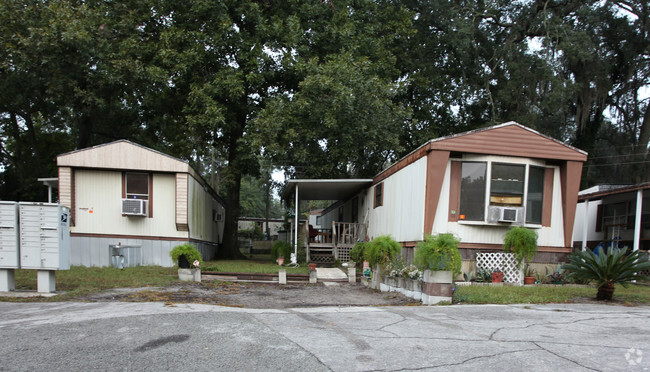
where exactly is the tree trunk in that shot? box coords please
[215,118,247,260]
[596,282,615,301]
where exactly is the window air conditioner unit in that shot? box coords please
[214,212,223,222]
[122,199,147,216]
[498,207,519,223]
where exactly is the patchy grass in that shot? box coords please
[453,284,650,305]
[1,266,177,302]
[202,259,310,275]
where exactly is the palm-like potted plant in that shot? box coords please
[562,247,650,301]
[271,240,291,266]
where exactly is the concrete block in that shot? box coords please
[37,270,56,293]
[279,269,287,285]
[347,267,356,283]
[178,268,201,282]
[0,269,15,292]
[309,270,317,284]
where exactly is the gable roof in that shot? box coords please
[374,122,587,183]
[425,122,587,161]
[57,140,193,174]
[57,140,224,204]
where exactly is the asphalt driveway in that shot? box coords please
[0,302,648,371]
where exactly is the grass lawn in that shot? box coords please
[202,259,311,275]
[4,266,178,302]
[453,283,650,305]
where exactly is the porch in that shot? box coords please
[308,222,367,263]
[283,179,373,264]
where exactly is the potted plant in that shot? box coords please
[414,233,462,304]
[523,264,536,285]
[491,269,504,283]
[364,235,401,289]
[170,244,203,282]
[563,247,650,300]
[503,226,538,268]
[271,240,291,266]
[350,241,367,267]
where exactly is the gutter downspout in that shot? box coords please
[633,190,642,252]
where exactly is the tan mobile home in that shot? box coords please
[57,141,224,267]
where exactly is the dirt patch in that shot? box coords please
[75,281,420,308]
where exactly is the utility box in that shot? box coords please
[0,201,20,269]
[19,203,70,270]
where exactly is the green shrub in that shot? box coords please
[271,240,292,260]
[364,235,401,267]
[296,232,306,264]
[238,225,265,240]
[414,234,462,275]
[349,242,367,263]
[503,226,538,267]
[170,244,203,268]
[562,247,650,300]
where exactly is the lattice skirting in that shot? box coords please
[476,252,522,284]
[337,245,353,263]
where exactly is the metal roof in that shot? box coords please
[283,179,373,201]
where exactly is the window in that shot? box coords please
[490,163,525,206]
[457,161,548,225]
[374,183,383,208]
[315,215,322,226]
[125,173,149,200]
[459,162,486,221]
[526,167,545,224]
[338,206,344,221]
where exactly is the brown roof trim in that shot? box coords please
[578,182,650,201]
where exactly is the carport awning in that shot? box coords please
[283,179,373,201]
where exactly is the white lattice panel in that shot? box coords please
[476,252,521,284]
[337,245,352,263]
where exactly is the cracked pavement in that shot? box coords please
[0,302,648,371]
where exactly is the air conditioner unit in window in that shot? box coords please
[122,199,147,216]
[498,207,520,223]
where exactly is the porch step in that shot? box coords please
[315,268,348,282]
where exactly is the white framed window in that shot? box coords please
[458,160,545,225]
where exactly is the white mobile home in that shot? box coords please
[286,122,587,264]
[56,141,224,267]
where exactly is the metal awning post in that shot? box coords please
[581,199,589,251]
[633,190,642,252]
[293,184,299,264]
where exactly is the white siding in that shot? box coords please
[368,157,427,242]
[188,175,223,243]
[73,170,187,239]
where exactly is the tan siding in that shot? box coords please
[58,141,201,180]
[73,170,186,239]
[175,173,188,230]
[58,167,72,209]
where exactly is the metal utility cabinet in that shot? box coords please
[0,202,20,268]
[19,203,71,293]
[0,202,19,291]
[19,203,70,270]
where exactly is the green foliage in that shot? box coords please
[350,242,367,263]
[503,227,538,267]
[270,240,292,260]
[562,247,650,300]
[414,234,462,275]
[462,270,475,282]
[523,264,536,278]
[364,235,401,267]
[238,226,265,240]
[170,244,203,269]
[474,268,493,283]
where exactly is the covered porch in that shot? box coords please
[284,179,372,263]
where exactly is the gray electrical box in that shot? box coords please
[0,201,20,269]
[19,203,70,270]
